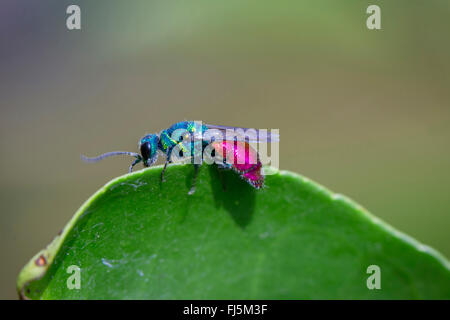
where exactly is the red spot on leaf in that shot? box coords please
[35,255,47,267]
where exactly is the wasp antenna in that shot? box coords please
[81,151,141,163]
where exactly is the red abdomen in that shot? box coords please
[211,140,264,188]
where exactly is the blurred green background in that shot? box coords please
[1,0,450,299]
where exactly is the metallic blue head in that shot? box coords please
[139,134,159,167]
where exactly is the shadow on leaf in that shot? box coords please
[208,165,256,228]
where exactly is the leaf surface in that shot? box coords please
[18,165,450,299]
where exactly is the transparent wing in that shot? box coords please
[204,124,279,143]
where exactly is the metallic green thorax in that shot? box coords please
[158,121,208,155]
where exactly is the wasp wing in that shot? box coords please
[204,124,279,143]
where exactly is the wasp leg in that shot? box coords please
[188,164,200,195]
[161,149,173,182]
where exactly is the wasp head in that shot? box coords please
[139,134,159,167]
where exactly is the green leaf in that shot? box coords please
[17,165,450,299]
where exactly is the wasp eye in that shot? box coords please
[140,142,152,165]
